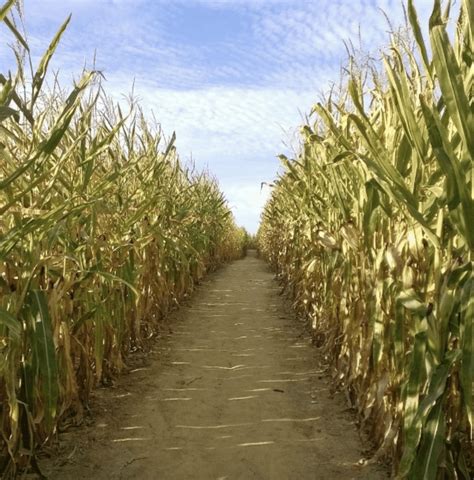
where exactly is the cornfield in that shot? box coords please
[258,0,473,478]
[0,1,246,476]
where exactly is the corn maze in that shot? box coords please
[1,0,473,478]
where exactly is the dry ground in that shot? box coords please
[41,251,388,480]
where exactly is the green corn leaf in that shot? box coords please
[419,95,474,249]
[429,0,474,156]
[38,71,95,155]
[397,290,428,315]
[3,16,29,52]
[398,330,427,476]
[0,307,21,340]
[460,276,473,437]
[0,73,35,125]
[28,289,59,428]
[0,0,15,21]
[407,0,432,80]
[32,14,72,106]
[409,395,446,480]
[89,270,138,297]
[0,105,19,123]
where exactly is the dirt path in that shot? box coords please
[43,251,387,479]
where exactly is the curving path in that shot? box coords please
[44,251,387,480]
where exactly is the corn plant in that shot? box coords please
[259,0,472,477]
[0,2,246,476]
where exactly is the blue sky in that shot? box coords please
[1,0,434,232]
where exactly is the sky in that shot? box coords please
[0,0,436,233]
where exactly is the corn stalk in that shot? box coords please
[258,1,473,477]
[0,3,246,476]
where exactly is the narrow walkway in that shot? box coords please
[45,252,387,479]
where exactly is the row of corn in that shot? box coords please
[258,0,472,478]
[0,1,246,476]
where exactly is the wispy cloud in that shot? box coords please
[1,0,436,232]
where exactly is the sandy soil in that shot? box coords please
[40,251,388,479]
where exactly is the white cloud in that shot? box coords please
[2,0,443,232]
[223,182,272,234]
[101,75,311,164]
